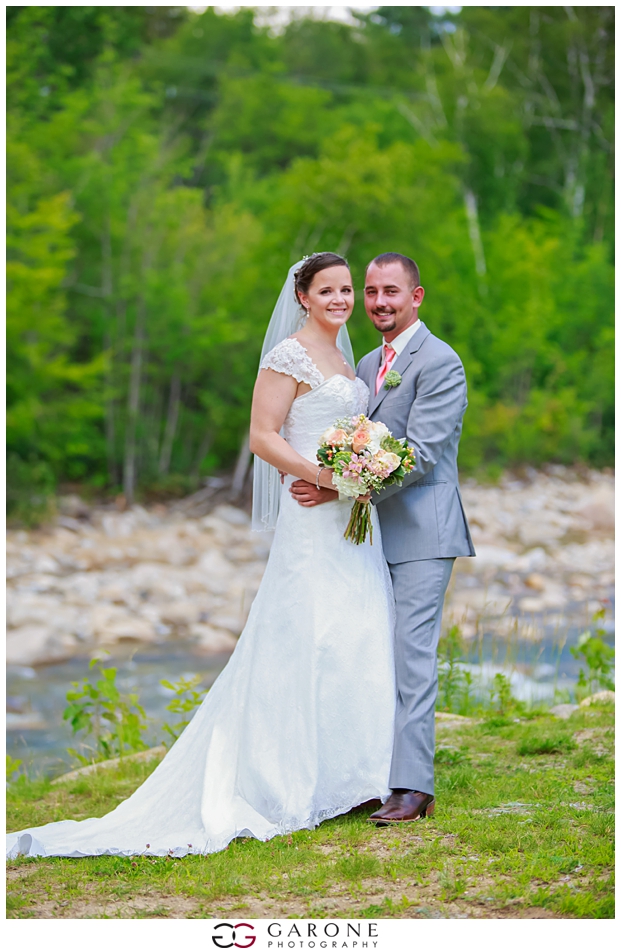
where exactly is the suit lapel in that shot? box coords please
[360,347,382,399]
[369,322,430,416]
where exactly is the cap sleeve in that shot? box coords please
[259,338,324,389]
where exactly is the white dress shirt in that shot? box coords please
[380,319,421,364]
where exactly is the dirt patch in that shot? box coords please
[217,878,564,920]
[573,728,611,757]
[7,871,565,920]
[573,780,595,795]
[12,893,203,919]
[314,843,340,856]
[6,862,40,881]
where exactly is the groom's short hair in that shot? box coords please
[366,253,420,289]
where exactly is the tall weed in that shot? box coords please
[437,625,474,715]
[63,658,148,764]
[160,675,208,746]
[570,610,615,700]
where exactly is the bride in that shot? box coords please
[6,252,396,859]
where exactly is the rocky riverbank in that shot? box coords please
[6,467,614,669]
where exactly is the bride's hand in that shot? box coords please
[358,492,371,503]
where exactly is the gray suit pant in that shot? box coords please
[388,557,455,796]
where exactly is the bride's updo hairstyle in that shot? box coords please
[293,252,349,305]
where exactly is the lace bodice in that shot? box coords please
[260,337,324,389]
[260,338,369,461]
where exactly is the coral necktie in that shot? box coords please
[375,344,397,395]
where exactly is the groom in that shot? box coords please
[290,252,475,824]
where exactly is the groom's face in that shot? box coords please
[364,262,423,339]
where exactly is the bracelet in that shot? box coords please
[315,464,324,490]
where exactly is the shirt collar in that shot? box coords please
[382,319,421,358]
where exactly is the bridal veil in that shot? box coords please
[251,258,355,532]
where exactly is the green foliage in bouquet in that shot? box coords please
[380,434,416,480]
[320,449,352,472]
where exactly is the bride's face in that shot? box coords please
[298,265,354,331]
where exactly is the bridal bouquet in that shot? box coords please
[317,414,416,545]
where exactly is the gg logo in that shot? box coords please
[212,922,256,949]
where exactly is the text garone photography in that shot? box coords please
[209,920,383,950]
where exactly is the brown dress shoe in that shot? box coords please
[368,790,435,826]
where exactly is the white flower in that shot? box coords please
[367,421,390,454]
[375,451,401,475]
[332,473,366,500]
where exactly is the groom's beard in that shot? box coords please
[371,310,397,332]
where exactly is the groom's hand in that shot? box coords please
[289,479,337,507]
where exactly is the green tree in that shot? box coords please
[5,6,614,510]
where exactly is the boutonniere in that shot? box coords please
[384,370,402,389]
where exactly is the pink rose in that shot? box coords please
[351,429,371,454]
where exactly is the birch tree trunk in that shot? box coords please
[101,216,118,486]
[123,291,146,506]
[463,188,487,296]
[123,241,155,504]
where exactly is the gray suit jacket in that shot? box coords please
[357,321,475,564]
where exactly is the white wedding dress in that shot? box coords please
[7,338,396,859]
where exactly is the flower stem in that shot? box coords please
[344,500,372,545]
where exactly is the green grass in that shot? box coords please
[6,704,614,919]
[517,732,577,756]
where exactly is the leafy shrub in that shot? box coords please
[571,610,615,701]
[438,625,474,715]
[63,658,148,764]
[6,754,22,782]
[489,672,524,717]
[160,674,208,746]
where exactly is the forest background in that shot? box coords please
[6,5,614,516]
